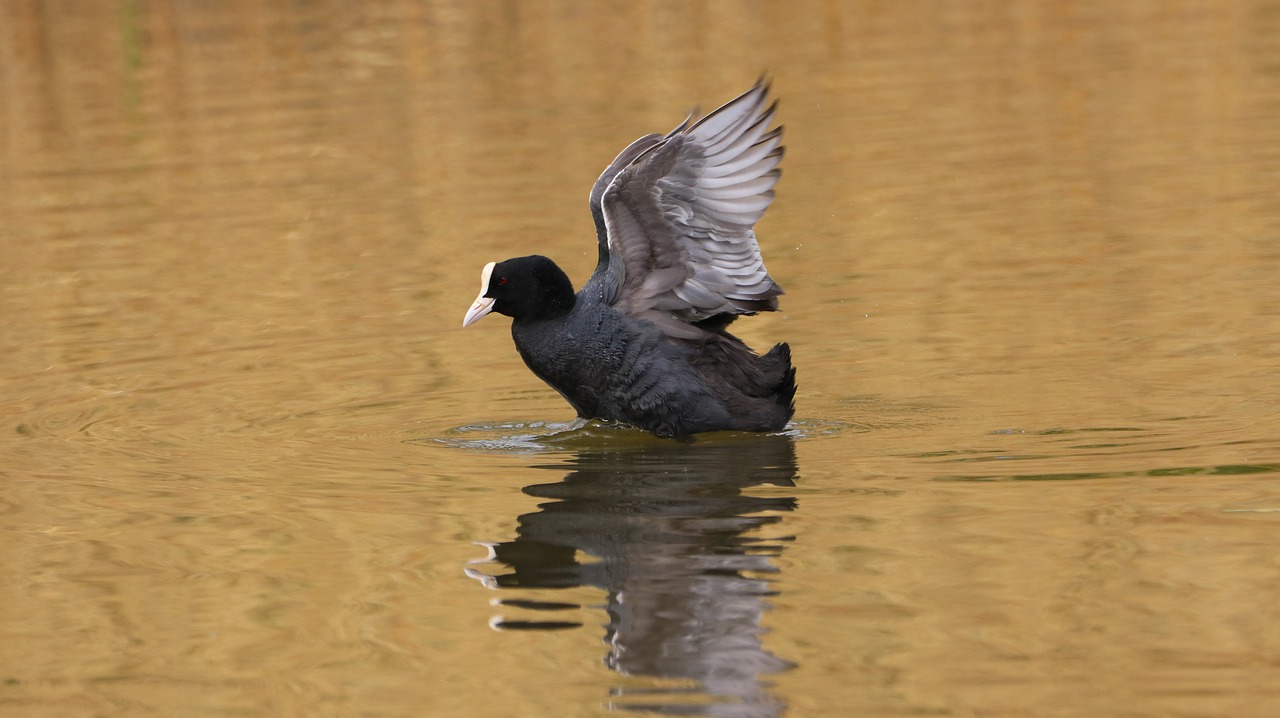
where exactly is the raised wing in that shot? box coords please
[596,80,785,335]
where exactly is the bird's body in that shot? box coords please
[464,80,796,438]
[510,270,795,436]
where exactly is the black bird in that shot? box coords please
[463,80,796,437]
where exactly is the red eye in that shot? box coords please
[498,277,509,285]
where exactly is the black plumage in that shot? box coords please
[463,80,796,437]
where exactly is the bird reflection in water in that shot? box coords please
[466,433,798,717]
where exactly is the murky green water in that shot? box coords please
[3,2,1279,716]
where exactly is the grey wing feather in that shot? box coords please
[589,132,664,299]
[598,80,785,334]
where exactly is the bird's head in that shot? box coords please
[462,255,575,326]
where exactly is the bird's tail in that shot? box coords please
[764,342,797,422]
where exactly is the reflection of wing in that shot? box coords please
[592,80,785,331]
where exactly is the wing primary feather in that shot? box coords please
[701,133,784,179]
[697,173,780,199]
[705,103,778,156]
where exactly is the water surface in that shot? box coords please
[2,2,1279,716]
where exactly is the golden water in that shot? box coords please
[2,2,1279,716]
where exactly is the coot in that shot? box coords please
[463,80,796,437]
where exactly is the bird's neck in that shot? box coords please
[514,288,575,324]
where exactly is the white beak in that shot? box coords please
[462,262,497,327]
[463,295,496,327]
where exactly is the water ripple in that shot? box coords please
[426,417,866,454]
